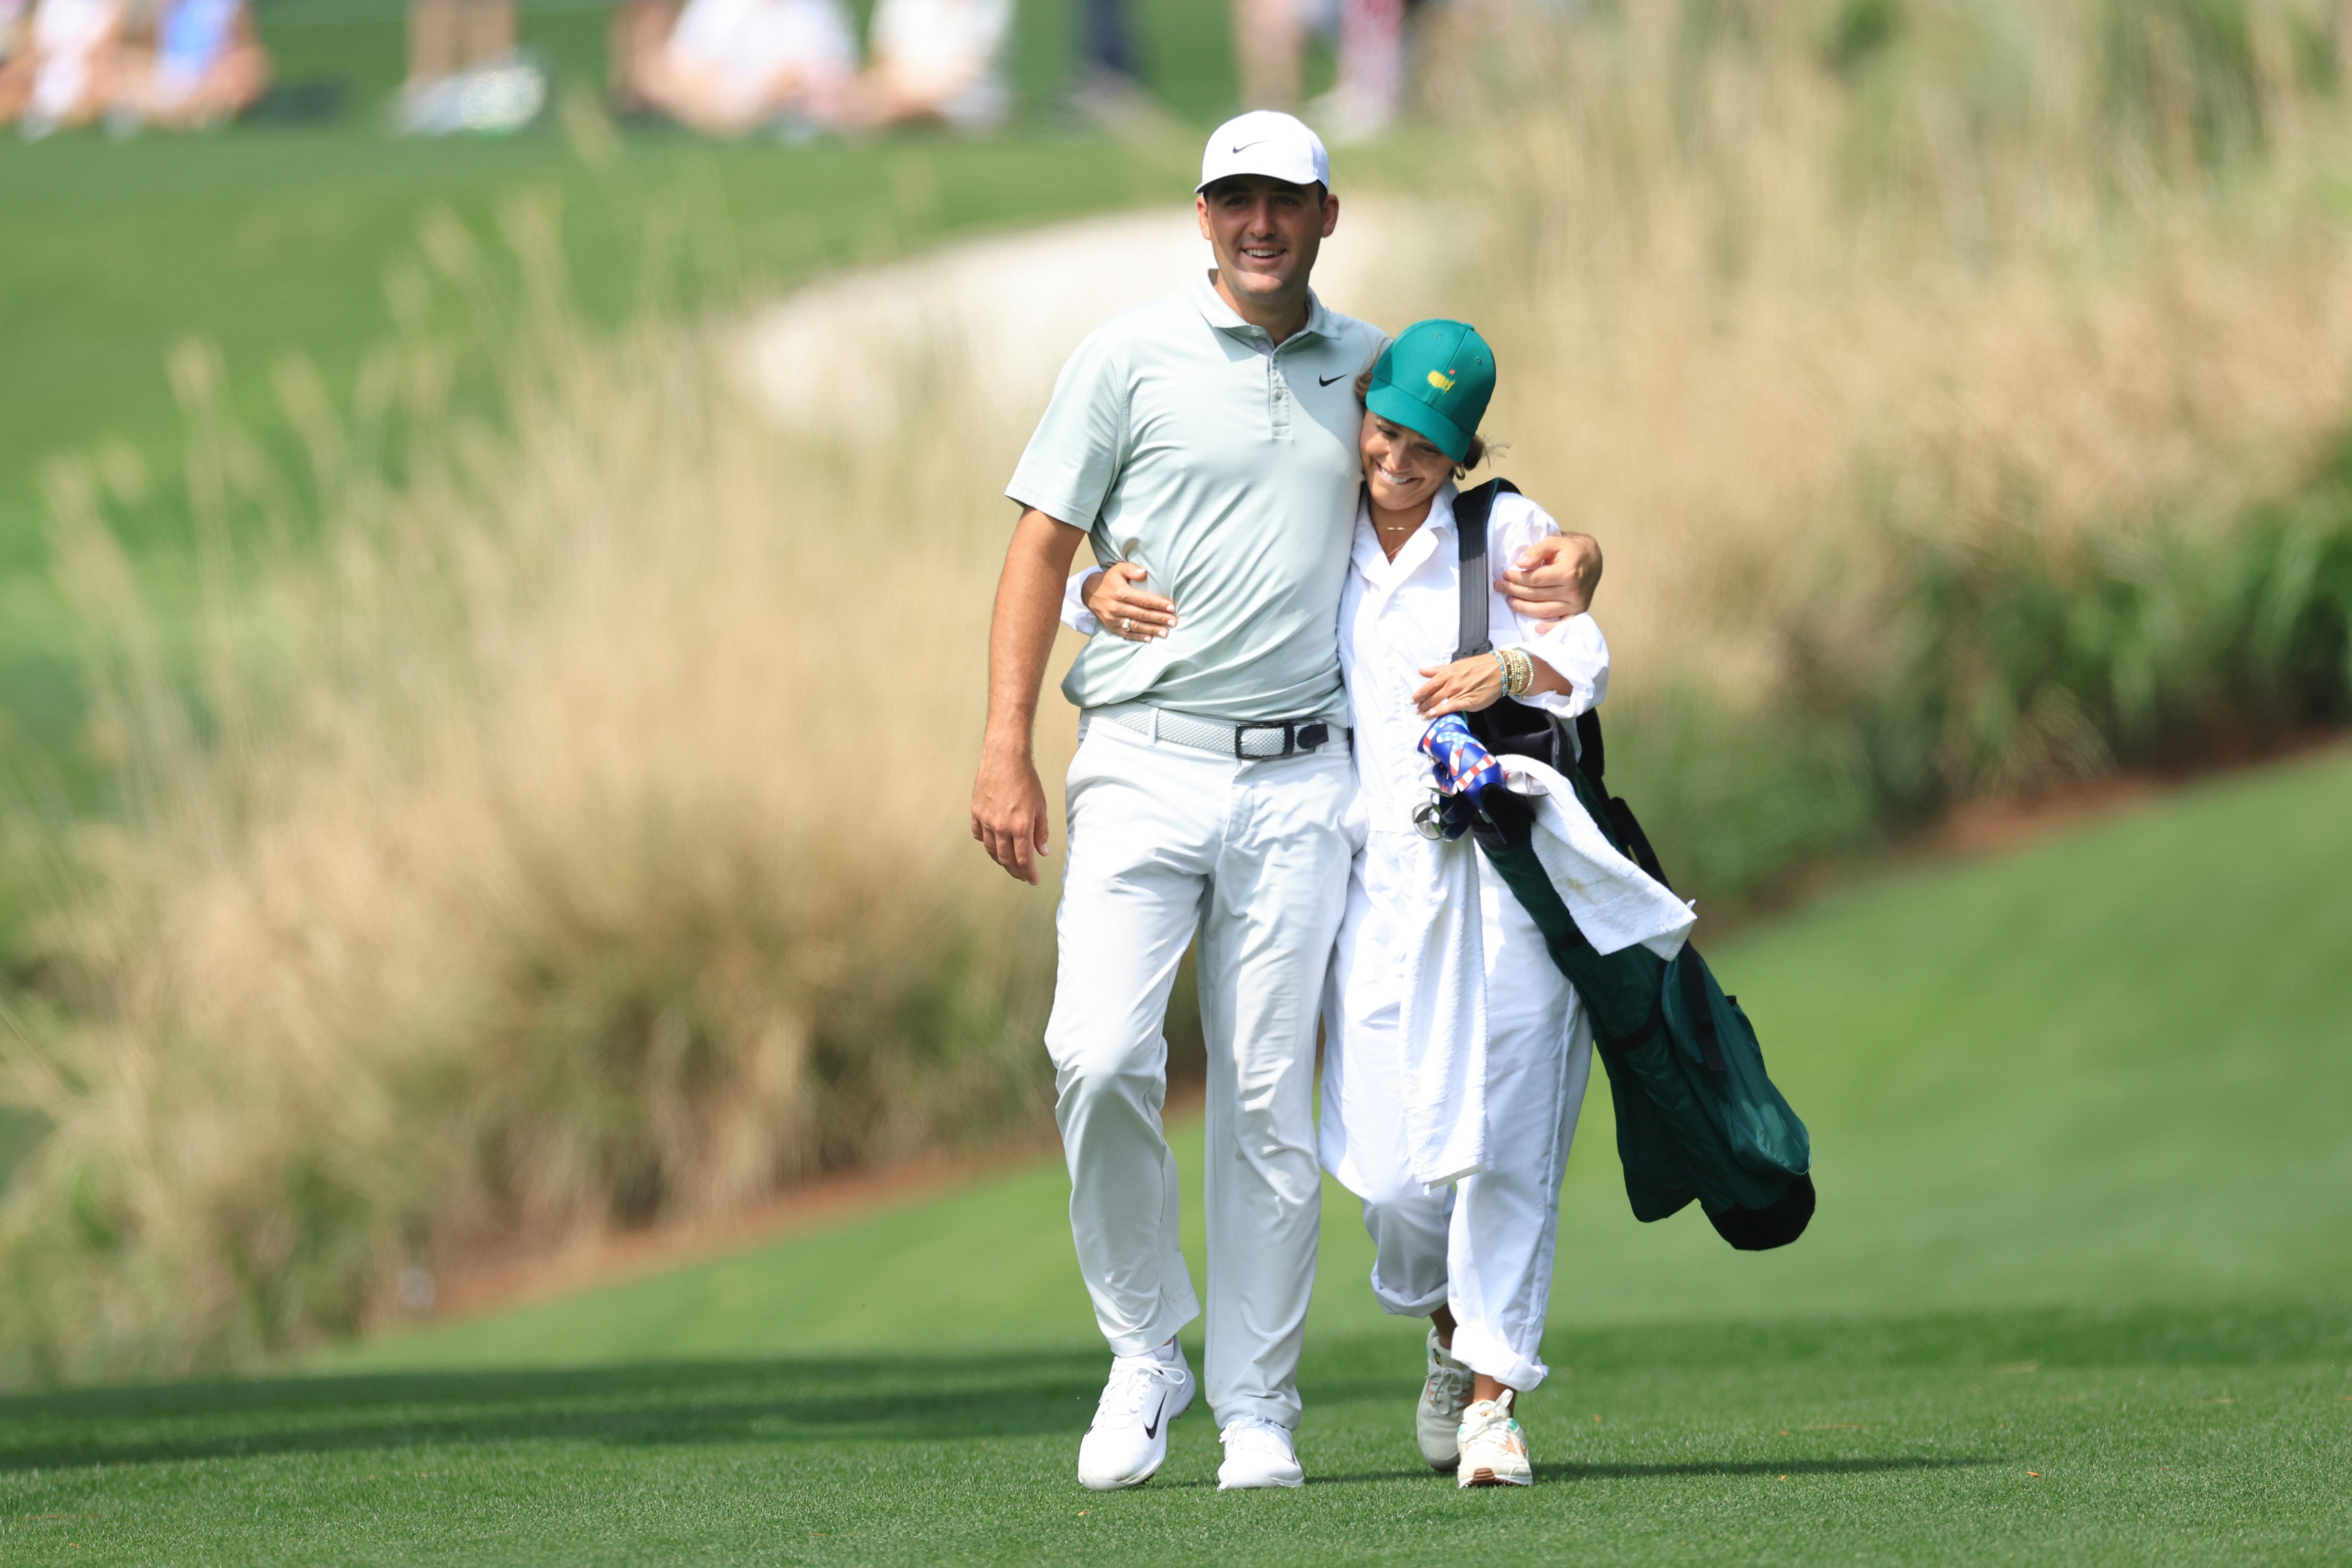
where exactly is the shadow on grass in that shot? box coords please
[1543,1456,1993,1481]
[3,1299,2338,1478]
[0,1347,1111,1473]
[1156,1456,1993,1490]
[1540,1298,2352,1373]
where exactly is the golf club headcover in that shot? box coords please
[1421,714,1504,804]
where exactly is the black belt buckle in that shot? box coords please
[1234,719,1331,759]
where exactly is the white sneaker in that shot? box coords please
[1456,1390,1533,1488]
[1417,1327,1475,1470]
[1075,1348,1195,1491]
[1216,1417,1305,1489]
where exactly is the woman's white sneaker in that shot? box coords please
[1456,1391,1533,1488]
[1076,1348,1195,1491]
[1216,1417,1305,1489]
[1418,1327,1475,1470]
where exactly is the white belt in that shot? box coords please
[1096,703,1350,760]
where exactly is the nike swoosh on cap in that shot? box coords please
[1230,138,1269,152]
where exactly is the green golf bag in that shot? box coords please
[1449,479,1815,1250]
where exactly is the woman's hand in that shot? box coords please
[1084,563,1178,642]
[1413,655,1506,718]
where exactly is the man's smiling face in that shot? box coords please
[1196,175,1339,316]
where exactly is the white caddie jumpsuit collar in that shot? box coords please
[1349,479,1462,591]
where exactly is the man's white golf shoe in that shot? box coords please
[1216,1417,1305,1489]
[1076,1347,1195,1491]
[1456,1390,1534,1488]
[1416,1327,1475,1470]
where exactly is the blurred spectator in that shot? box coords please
[1311,0,1412,142]
[112,0,271,131]
[1231,0,1298,109]
[0,0,27,67]
[1233,0,1417,140]
[0,0,123,138]
[1066,0,1143,112]
[401,0,546,135]
[625,0,855,136]
[606,0,678,117]
[849,0,1010,130]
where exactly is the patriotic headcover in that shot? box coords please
[1420,714,1504,802]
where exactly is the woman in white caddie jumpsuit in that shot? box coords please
[1319,319,1607,1489]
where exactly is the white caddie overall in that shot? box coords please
[1318,479,1610,1391]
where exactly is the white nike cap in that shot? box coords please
[1196,109,1331,193]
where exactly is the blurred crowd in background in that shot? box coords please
[0,0,1433,140]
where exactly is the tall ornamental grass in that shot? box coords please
[3,0,2352,1384]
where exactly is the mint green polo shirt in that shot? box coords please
[1007,273,1386,726]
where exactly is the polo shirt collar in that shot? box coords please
[1192,271,1336,344]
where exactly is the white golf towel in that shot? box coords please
[1397,754,1695,1190]
[1499,754,1695,961]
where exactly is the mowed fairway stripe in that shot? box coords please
[2,749,2346,1561]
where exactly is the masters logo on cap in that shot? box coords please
[1197,110,1332,194]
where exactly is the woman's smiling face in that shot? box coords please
[1360,411,1453,514]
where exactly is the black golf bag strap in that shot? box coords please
[1450,478,1518,662]
[1575,709,1606,784]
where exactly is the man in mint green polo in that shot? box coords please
[969,109,1600,1494]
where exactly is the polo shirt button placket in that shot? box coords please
[1254,331,1291,440]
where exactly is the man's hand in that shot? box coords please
[972,746,1053,884]
[1413,655,1506,719]
[1085,562,1178,641]
[1499,532,1603,627]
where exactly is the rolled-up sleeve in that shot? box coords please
[1490,495,1610,717]
[1006,328,1132,531]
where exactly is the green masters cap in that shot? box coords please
[1365,318,1495,464]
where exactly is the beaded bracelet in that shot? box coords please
[1502,647,1535,698]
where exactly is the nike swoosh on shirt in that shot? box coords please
[1143,1392,1169,1440]
[1319,373,1348,386]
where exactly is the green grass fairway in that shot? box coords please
[4,749,2348,1562]
[4,1306,2347,1566]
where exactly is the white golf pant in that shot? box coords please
[1046,715,1352,1430]
[1320,831,1595,1392]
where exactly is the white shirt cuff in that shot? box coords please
[1063,569,1102,636]
[1502,616,1609,718]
